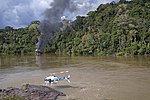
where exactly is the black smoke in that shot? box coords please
[36,0,76,53]
[36,0,117,54]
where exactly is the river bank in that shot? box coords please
[0,84,65,100]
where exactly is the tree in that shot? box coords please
[119,0,126,4]
[4,26,13,32]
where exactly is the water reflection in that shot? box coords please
[0,55,150,69]
[35,56,43,67]
[0,55,150,100]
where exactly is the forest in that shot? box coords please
[0,0,150,56]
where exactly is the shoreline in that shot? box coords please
[0,84,66,100]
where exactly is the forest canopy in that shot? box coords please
[0,0,150,56]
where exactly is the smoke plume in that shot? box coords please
[36,0,119,53]
[36,0,76,53]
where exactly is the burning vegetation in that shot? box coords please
[36,0,76,55]
[0,0,150,56]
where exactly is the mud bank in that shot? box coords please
[0,84,66,100]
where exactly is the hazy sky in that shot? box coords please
[0,0,118,29]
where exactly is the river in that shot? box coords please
[0,55,150,100]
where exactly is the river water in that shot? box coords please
[0,55,150,100]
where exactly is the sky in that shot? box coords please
[0,0,119,29]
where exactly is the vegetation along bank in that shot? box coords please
[0,0,150,56]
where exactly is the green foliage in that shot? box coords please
[47,0,150,56]
[0,0,150,56]
[119,0,126,4]
[0,21,40,55]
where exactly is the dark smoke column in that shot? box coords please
[35,0,74,55]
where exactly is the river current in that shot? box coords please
[0,55,150,100]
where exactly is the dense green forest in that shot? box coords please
[0,21,40,55]
[0,0,150,56]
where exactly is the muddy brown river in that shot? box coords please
[0,55,150,100]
